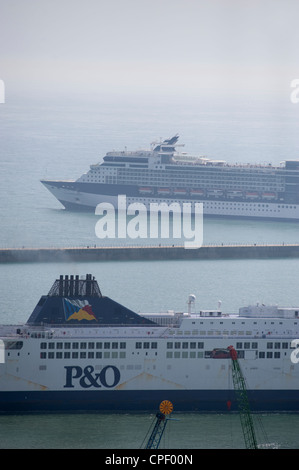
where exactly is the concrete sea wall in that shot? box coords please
[0,244,299,263]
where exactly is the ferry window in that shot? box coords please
[96,342,102,349]
[190,342,196,349]
[80,352,86,359]
[40,352,46,359]
[64,343,71,349]
[236,342,242,349]
[40,343,47,349]
[166,352,173,358]
[56,352,63,359]
[136,342,142,349]
[267,352,273,358]
[282,342,288,349]
[72,352,78,359]
[274,342,281,349]
[48,342,55,350]
[151,342,157,349]
[104,342,110,349]
[56,343,63,349]
[175,342,181,349]
[259,352,265,358]
[119,352,126,359]
[80,342,87,349]
[88,342,95,349]
[143,342,150,349]
[88,352,94,359]
[72,342,79,349]
[244,342,250,349]
[267,343,273,349]
[274,352,280,359]
[197,342,204,349]
[64,352,71,359]
[252,342,258,349]
[182,342,188,349]
[112,342,118,349]
[96,352,102,359]
[120,342,126,349]
[48,352,54,359]
[167,342,173,349]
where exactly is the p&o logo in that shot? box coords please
[64,365,120,389]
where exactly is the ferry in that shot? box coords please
[41,135,299,221]
[1,274,299,413]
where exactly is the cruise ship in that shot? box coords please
[1,274,299,413]
[41,135,299,220]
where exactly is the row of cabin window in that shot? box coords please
[165,351,282,359]
[40,351,126,359]
[167,342,204,349]
[135,342,157,349]
[166,341,290,350]
[40,341,126,350]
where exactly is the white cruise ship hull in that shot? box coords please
[42,181,299,221]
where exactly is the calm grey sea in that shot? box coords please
[1,93,299,449]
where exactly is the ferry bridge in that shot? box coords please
[0,243,299,263]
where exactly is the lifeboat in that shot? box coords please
[207,189,223,197]
[227,190,243,198]
[262,192,276,200]
[190,189,204,197]
[210,348,231,359]
[245,191,259,199]
[139,187,153,194]
[173,188,187,195]
[157,188,171,195]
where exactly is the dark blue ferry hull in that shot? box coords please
[1,389,299,414]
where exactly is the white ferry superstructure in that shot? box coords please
[1,274,299,413]
[41,135,299,221]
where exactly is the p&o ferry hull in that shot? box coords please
[1,274,299,414]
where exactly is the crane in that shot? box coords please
[227,345,258,449]
[144,400,174,449]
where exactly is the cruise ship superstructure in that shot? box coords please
[1,274,299,413]
[42,135,299,220]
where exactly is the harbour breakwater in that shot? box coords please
[1,244,299,263]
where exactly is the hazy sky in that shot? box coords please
[1,0,299,99]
